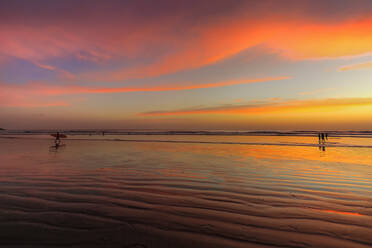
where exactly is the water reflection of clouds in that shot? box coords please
[0,136,371,248]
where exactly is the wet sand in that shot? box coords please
[0,136,371,247]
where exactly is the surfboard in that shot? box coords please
[51,133,67,138]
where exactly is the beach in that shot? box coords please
[0,133,371,247]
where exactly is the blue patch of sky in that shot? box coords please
[0,57,56,84]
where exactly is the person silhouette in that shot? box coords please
[321,133,325,143]
[55,132,61,146]
[318,133,321,143]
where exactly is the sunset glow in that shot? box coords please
[1,0,372,129]
[1,3,372,247]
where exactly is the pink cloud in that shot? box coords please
[2,2,372,83]
[32,61,76,81]
[0,76,288,107]
[0,83,69,108]
[21,76,289,95]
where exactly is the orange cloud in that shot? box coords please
[0,76,288,107]
[8,76,289,96]
[339,61,372,71]
[265,18,372,60]
[140,97,372,116]
[86,17,372,82]
[3,6,372,82]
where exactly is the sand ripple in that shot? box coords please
[0,138,371,247]
[0,173,371,248]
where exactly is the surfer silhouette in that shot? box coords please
[50,132,67,151]
[55,132,61,146]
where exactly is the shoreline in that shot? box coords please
[1,135,372,149]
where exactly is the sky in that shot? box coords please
[1,0,372,130]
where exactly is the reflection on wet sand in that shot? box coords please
[0,137,371,247]
[319,209,363,216]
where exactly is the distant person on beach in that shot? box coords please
[318,132,326,151]
[325,133,328,140]
[55,132,61,147]
[54,132,61,149]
